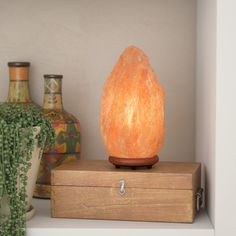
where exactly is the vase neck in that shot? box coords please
[43,75,63,110]
[7,62,31,103]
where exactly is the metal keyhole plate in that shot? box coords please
[119,180,126,195]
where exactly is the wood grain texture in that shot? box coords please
[52,160,200,190]
[51,186,194,223]
[51,160,201,223]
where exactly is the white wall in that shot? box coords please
[0,0,196,162]
[196,0,216,225]
[197,1,236,235]
[215,0,236,235]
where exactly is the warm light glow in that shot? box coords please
[100,46,164,162]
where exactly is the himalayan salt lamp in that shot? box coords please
[100,46,164,167]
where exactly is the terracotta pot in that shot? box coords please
[100,46,164,167]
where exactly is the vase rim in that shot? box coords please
[44,74,63,79]
[8,62,30,67]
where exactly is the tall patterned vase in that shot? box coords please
[34,74,80,199]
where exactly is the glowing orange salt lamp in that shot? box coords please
[100,46,164,168]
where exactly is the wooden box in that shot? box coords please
[51,160,202,223]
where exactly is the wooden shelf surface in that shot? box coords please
[27,199,214,236]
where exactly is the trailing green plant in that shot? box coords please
[0,103,55,236]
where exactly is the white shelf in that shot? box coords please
[27,199,214,236]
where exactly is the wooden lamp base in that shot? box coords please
[109,155,159,169]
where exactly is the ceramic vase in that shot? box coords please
[34,74,80,199]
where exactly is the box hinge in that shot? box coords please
[196,187,203,211]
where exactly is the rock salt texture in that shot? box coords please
[100,46,164,159]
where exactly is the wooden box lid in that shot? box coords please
[51,160,201,191]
